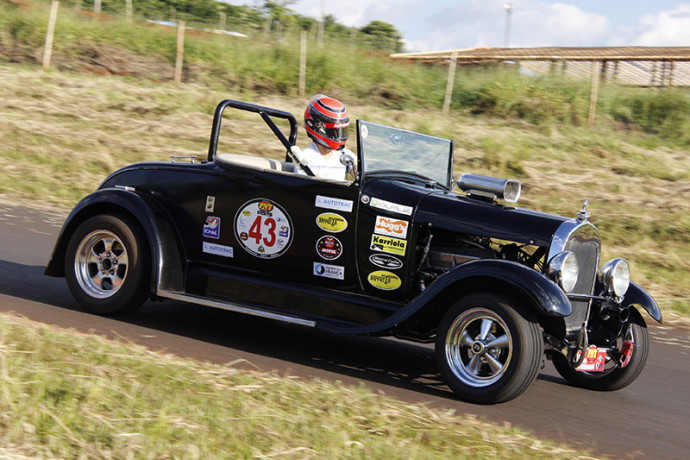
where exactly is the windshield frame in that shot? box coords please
[356,120,454,190]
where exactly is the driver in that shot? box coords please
[293,94,356,181]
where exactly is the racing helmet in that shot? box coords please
[304,94,349,151]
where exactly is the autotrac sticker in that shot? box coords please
[374,215,409,239]
[315,195,353,213]
[369,197,412,216]
[202,242,233,258]
[368,270,401,290]
[234,199,293,259]
[203,216,221,239]
[370,234,407,256]
[369,254,403,270]
[316,213,348,233]
[313,262,345,280]
[316,235,343,260]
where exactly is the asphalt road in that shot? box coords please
[1,202,689,459]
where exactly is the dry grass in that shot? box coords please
[0,313,595,459]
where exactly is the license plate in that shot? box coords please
[575,345,607,372]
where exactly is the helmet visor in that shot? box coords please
[323,123,349,143]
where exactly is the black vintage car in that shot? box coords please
[46,100,661,404]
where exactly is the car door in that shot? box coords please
[193,163,362,306]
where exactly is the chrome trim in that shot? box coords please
[548,218,601,333]
[157,290,317,327]
[169,155,199,164]
[114,185,136,192]
[546,218,599,263]
[567,293,608,302]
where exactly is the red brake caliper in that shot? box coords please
[619,340,634,368]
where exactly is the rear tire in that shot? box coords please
[553,310,649,391]
[64,214,150,315]
[435,292,543,404]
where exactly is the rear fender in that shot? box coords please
[45,188,185,293]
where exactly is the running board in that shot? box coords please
[157,290,317,328]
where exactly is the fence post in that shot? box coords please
[125,0,132,23]
[299,30,307,98]
[442,50,458,115]
[174,20,185,84]
[42,0,60,72]
[94,0,101,14]
[587,61,601,127]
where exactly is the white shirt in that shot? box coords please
[299,142,354,181]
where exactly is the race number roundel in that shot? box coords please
[234,199,293,259]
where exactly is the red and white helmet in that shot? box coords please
[304,94,349,151]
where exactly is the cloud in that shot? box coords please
[405,1,609,52]
[632,4,690,46]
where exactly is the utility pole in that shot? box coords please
[503,3,513,48]
[317,0,325,47]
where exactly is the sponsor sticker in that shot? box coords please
[370,234,407,256]
[316,213,348,233]
[203,216,221,239]
[369,197,412,216]
[234,199,293,259]
[368,270,402,290]
[205,196,216,213]
[202,242,234,258]
[313,262,345,280]
[315,195,353,213]
[374,215,409,238]
[575,345,607,372]
[369,254,403,270]
[316,235,343,260]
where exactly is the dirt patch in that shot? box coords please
[51,43,176,81]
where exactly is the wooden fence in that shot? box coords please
[393,46,690,125]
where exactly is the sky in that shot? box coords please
[224,0,690,52]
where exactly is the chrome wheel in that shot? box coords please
[445,307,513,387]
[75,230,129,299]
[65,214,149,315]
[436,293,542,404]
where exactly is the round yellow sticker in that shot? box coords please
[316,213,348,233]
[368,270,402,290]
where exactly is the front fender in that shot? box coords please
[45,188,185,293]
[427,259,573,317]
[320,259,571,335]
[622,282,662,323]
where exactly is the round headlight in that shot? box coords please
[547,251,579,293]
[599,258,630,297]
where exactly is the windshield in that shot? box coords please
[357,121,454,189]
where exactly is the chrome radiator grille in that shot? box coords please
[564,232,600,331]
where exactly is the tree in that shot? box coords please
[360,20,404,53]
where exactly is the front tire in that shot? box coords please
[435,293,544,404]
[64,214,150,315]
[552,310,649,391]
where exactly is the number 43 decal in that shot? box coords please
[249,216,277,247]
[234,199,293,259]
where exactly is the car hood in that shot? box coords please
[415,190,567,247]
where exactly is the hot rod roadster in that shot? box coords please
[46,99,661,404]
